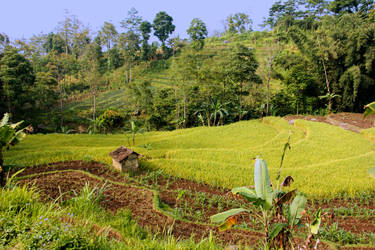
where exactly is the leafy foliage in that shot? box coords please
[152,11,175,46]
[210,154,321,248]
[364,101,375,118]
[0,113,26,186]
[187,18,208,51]
[97,110,125,133]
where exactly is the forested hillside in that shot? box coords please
[1,0,374,133]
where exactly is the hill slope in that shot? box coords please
[64,32,285,123]
[6,117,375,197]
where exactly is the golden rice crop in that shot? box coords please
[5,117,375,197]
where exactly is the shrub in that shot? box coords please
[97,109,125,133]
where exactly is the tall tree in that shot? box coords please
[218,44,262,120]
[120,7,143,34]
[98,21,118,73]
[57,11,75,54]
[99,21,118,51]
[43,32,65,55]
[329,0,374,14]
[81,43,102,133]
[153,11,175,49]
[56,11,88,56]
[225,13,253,34]
[33,67,59,122]
[187,18,208,50]
[118,31,140,82]
[0,33,10,53]
[46,52,76,129]
[0,47,35,120]
[140,21,152,61]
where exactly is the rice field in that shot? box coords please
[5,117,375,197]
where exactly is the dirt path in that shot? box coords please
[285,113,375,133]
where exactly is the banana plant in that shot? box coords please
[0,113,26,186]
[125,120,145,146]
[211,157,320,248]
[303,208,322,249]
[364,101,375,118]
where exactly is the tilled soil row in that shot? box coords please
[11,161,341,248]
[16,169,263,246]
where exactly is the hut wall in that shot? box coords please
[122,154,139,172]
[112,159,122,171]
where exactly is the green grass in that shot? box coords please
[5,117,375,197]
[0,183,222,249]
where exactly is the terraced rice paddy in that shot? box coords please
[6,117,375,197]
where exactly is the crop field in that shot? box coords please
[6,117,375,197]
[4,117,375,249]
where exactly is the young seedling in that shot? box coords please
[175,190,185,208]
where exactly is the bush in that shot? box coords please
[97,110,125,133]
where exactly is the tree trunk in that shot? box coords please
[93,90,96,133]
[130,64,132,82]
[239,82,243,121]
[175,88,179,129]
[296,101,299,115]
[267,57,272,116]
[317,36,332,114]
[322,59,332,114]
[6,85,11,116]
[60,84,64,130]
[65,30,68,54]
[183,94,187,128]
[0,150,4,187]
[328,97,332,114]
[206,112,211,127]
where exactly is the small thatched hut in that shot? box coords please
[109,146,140,172]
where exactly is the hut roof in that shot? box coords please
[109,146,139,162]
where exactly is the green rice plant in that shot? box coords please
[68,182,107,216]
[5,117,375,196]
[319,223,360,245]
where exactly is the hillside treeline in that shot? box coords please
[0,0,374,132]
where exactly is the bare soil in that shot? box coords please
[14,162,262,246]
[284,112,375,133]
[12,160,371,248]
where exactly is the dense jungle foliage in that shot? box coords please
[0,0,374,132]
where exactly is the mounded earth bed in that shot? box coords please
[10,160,375,248]
[11,161,262,246]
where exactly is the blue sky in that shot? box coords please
[1,0,276,40]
